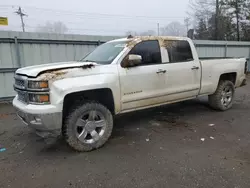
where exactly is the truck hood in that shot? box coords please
[15,61,98,77]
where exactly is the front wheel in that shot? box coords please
[208,80,235,111]
[63,101,113,152]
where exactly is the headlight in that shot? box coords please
[28,81,49,89]
[29,94,50,104]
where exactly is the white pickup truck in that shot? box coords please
[13,36,247,151]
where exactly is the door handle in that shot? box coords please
[191,66,199,70]
[156,69,167,74]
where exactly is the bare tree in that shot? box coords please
[36,21,68,34]
[125,31,138,36]
[125,22,185,37]
[139,30,156,36]
[125,30,156,36]
[188,0,250,41]
[160,21,186,36]
[221,0,250,41]
[188,0,215,23]
[188,0,216,37]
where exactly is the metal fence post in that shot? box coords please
[14,36,21,68]
[248,46,250,72]
[224,43,228,57]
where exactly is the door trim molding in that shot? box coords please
[120,96,196,114]
[122,88,200,104]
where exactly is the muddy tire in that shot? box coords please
[63,101,113,152]
[208,80,235,111]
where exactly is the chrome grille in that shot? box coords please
[16,90,27,103]
[14,75,28,103]
[14,75,27,90]
[15,79,25,88]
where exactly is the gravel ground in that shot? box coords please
[0,78,250,188]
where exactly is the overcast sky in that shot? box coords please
[0,0,190,35]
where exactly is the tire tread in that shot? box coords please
[62,101,113,152]
[208,80,235,111]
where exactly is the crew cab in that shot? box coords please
[13,36,247,151]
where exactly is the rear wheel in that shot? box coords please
[208,80,235,111]
[63,101,113,152]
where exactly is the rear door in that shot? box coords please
[161,40,201,100]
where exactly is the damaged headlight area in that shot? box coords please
[14,76,51,105]
[28,81,49,90]
[28,93,50,104]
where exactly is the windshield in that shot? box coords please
[80,41,127,64]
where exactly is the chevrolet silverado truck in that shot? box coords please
[13,36,247,152]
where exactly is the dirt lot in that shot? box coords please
[1,78,250,188]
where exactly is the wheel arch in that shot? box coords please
[219,72,237,85]
[63,88,115,123]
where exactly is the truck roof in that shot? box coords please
[109,36,190,43]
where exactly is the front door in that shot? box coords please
[118,40,167,112]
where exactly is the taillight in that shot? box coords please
[245,61,248,74]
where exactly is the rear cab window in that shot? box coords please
[163,40,194,63]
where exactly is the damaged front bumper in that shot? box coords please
[240,78,247,87]
[13,96,62,138]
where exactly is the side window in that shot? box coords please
[164,40,193,63]
[129,40,162,65]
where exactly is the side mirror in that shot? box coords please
[122,54,142,68]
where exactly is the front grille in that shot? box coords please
[15,78,25,88]
[14,75,28,103]
[14,75,27,90]
[16,90,27,103]
[15,79,25,86]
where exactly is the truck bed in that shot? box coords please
[199,57,244,60]
[199,57,247,95]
